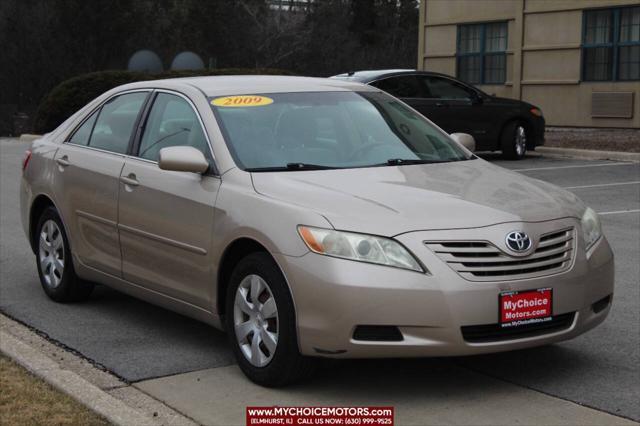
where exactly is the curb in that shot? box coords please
[0,331,152,425]
[18,134,42,142]
[536,146,640,162]
[0,314,198,426]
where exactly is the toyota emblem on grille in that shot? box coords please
[505,231,532,253]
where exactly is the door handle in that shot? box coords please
[435,102,447,107]
[56,156,70,167]
[120,175,139,187]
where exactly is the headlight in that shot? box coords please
[298,226,425,272]
[581,207,602,251]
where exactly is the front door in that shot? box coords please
[117,92,220,308]
[53,91,149,276]
[417,75,489,144]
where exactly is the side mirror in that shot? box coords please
[450,133,476,152]
[158,146,209,174]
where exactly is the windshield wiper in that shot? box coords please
[285,163,338,170]
[245,163,340,172]
[385,158,448,165]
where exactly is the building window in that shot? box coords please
[457,22,507,85]
[583,6,640,81]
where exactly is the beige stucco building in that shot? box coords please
[418,0,640,128]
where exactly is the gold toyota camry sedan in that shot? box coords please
[20,76,614,386]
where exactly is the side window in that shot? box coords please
[370,76,423,98]
[68,110,98,146]
[138,93,211,162]
[89,92,148,154]
[422,77,474,100]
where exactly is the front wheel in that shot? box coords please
[35,207,93,302]
[501,121,528,160]
[225,252,315,387]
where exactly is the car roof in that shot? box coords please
[330,69,458,83]
[331,69,415,82]
[117,75,376,97]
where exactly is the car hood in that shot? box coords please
[251,159,584,236]
[487,95,535,109]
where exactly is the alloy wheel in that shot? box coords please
[233,274,279,367]
[515,125,527,157]
[39,220,65,288]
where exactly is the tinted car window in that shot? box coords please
[421,76,474,99]
[138,93,211,162]
[68,110,98,146]
[89,92,148,154]
[370,76,423,98]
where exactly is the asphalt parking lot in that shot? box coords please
[1,138,639,424]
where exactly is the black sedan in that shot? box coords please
[331,69,545,160]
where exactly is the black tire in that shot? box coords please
[225,252,316,387]
[501,121,528,160]
[35,207,93,303]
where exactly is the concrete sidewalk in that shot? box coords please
[535,146,640,162]
[134,362,638,425]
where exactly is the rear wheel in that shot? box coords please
[225,252,315,387]
[501,121,528,160]
[35,207,93,302]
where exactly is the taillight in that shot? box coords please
[22,150,32,172]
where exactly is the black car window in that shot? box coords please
[88,92,148,154]
[370,76,424,98]
[67,110,98,146]
[421,76,474,100]
[137,93,212,162]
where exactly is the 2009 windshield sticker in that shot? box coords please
[211,95,273,107]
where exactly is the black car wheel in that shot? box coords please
[501,121,528,160]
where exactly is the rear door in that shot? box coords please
[53,91,149,277]
[117,91,221,308]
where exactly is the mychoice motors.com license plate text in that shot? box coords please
[500,288,552,328]
[246,406,394,425]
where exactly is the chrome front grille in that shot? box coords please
[425,228,575,281]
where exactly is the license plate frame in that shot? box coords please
[499,288,553,328]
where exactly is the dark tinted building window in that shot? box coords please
[583,6,640,81]
[457,22,507,84]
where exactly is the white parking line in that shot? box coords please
[516,162,635,172]
[599,209,640,216]
[564,181,640,190]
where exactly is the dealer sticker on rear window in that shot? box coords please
[211,95,273,107]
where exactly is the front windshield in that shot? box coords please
[210,91,471,171]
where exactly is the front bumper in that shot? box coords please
[276,219,614,358]
[529,115,546,148]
